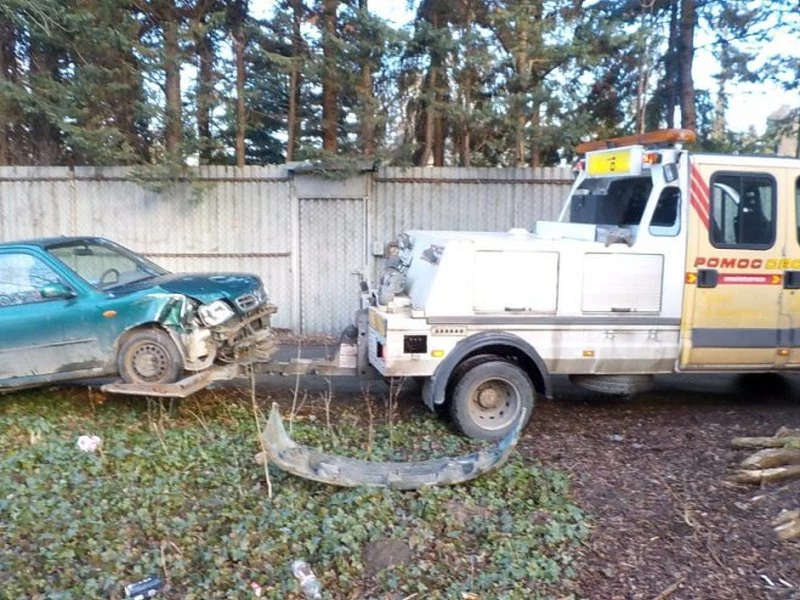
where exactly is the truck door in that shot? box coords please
[681,162,782,369]
[779,171,800,367]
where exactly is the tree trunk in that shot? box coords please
[774,510,800,541]
[416,79,435,167]
[196,30,214,164]
[529,101,541,168]
[359,0,375,156]
[231,0,247,167]
[28,39,60,165]
[460,80,471,167]
[664,0,679,129]
[730,465,800,485]
[286,57,299,162]
[512,23,530,167]
[634,1,653,135]
[433,99,445,167]
[678,0,696,130]
[794,112,800,159]
[286,0,303,162]
[360,62,375,156]
[0,19,14,165]
[414,10,443,167]
[741,448,800,469]
[321,0,339,153]
[163,16,183,155]
[413,4,450,167]
[732,434,800,449]
[0,114,6,166]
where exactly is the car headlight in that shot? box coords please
[198,300,235,327]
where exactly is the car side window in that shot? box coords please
[710,172,776,249]
[0,253,63,307]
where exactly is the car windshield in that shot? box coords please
[47,239,168,290]
[562,175,653,227]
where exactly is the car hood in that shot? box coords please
[115,273,264,310]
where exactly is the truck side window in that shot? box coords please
[0,253,63,306]
[710,173,775,249]
[649,187,680,236]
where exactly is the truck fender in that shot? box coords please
[422,331,551,410]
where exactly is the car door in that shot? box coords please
[0,249,107,382]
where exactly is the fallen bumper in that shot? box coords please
[102,363,241,398]
[262,403,525,490]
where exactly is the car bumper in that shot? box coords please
[102,363,242,398]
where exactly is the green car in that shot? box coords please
[0,236,275,394]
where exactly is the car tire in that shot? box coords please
[117,328,183,385]
[449,359,534,441]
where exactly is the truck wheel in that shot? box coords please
[118,329,183,385]
[449,360,534,440]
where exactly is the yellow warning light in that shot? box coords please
[582,350,595,358]
[642,151,661,166]
[431,350,445,358]
[778,348,790,357]
[103,310,117,318]
[576,129,696,154]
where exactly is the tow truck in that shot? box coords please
[248,129,800,445]
[106,129,800,447]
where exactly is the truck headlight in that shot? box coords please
[198,300,235,326]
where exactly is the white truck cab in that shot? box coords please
[367,129,800,440]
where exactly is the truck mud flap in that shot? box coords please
[262,403,525,490]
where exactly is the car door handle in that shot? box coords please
[785,270,800,290]
[697,268,718,289]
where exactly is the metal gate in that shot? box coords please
[298,197,367,335]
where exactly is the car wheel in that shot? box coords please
[449,359,534,440]
[117,328,183,385]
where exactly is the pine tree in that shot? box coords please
[0,0,150,165]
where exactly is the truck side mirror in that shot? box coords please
[663,163,678,183]
[40,282,76,299]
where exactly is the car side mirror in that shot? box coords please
[40,282,76,299]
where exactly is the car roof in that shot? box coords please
[0,236,107,250]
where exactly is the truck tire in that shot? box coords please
[117,328,183,385]
[449,359,534,440]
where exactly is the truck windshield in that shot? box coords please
[562,176,653,227]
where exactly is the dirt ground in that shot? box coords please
[519,372,800,600]
[261,365,800,599]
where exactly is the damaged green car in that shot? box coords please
[0,236,275,395]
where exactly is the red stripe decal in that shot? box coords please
[690,165,710,230]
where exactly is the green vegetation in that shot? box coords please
[0,387,588,598]
[1,2,797,168]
